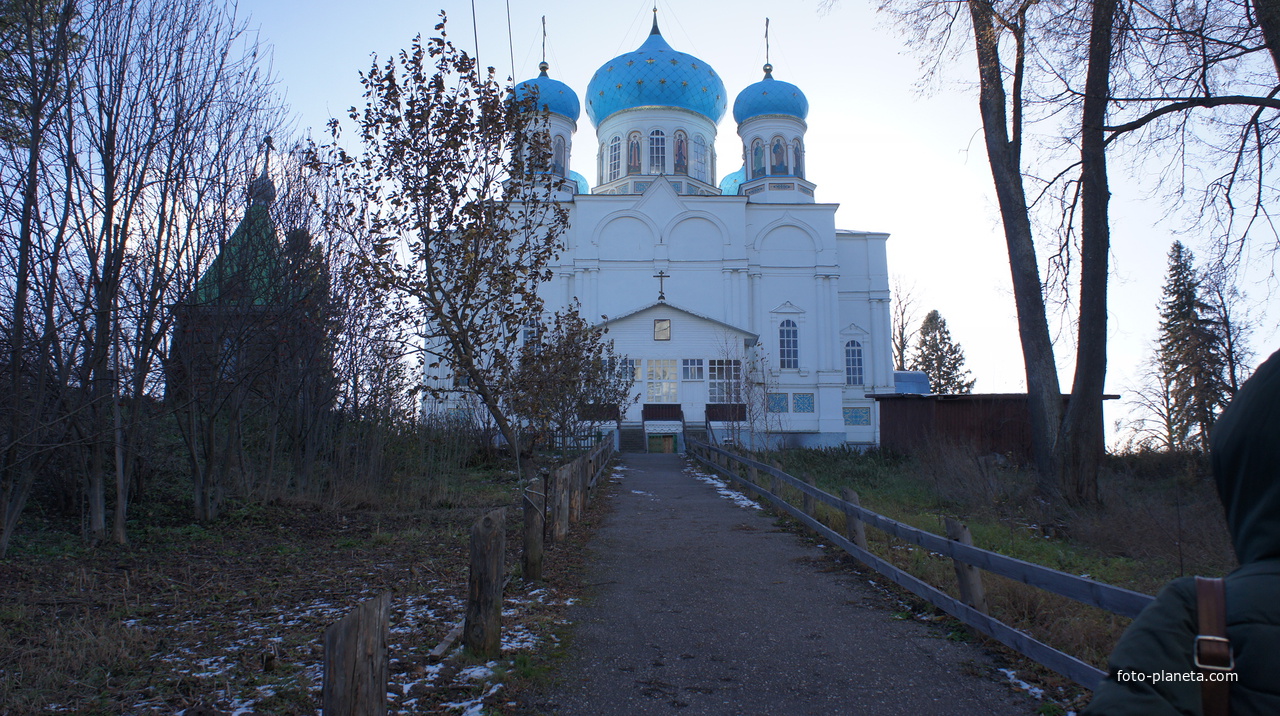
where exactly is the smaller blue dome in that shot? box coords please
[719,166,746,195]
[732,65,808,124]
[569,170,589,195]
[514,63,581,122]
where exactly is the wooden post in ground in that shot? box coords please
[944,517,989,615]
[802,472,816,517]
[323,592,390,716]
[569,458,584,524]
[550,467,570,544]
[465,508,506,658]
[770,460,782,496]
[841,488,869,551]
[747,464,759,497]
[522,478,544,582]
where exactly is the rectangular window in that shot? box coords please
[793,393,815,413]
[616,358,640,382]
[767,393,789,413]
[778,320,799,370]
[608,139,621,181]
[654,318,671,341]
[646,359,678,403]
[649,132,666,174]
[707,359,741,403]
[692,136,707,182]
[845,341,865,386]
[682,359,704,380]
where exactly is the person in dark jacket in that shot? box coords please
[1084,348,1280,715]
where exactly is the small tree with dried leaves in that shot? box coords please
[316,15,571,477]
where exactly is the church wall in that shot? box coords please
[601,305,754,424]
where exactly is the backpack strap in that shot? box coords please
[1195,576,1232,716]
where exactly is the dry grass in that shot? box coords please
[0,459,595,715]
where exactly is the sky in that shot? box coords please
[235,0,1277,445]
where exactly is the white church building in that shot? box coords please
[504,17,895,449]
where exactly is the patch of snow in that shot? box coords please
[501,625,538,650]
[998,668,1046,699]
[685,468,762,511]
[457,661,498,682]
[442,683,502,715]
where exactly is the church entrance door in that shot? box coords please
[648,434,676,453]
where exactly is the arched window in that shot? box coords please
[673,131,688,175]
[779,320,799,369]
[692,135,708,182]
[845,340,864,386]
[626,132,641,175]
[552,136,566,177]
[793,139,805,179]
[750,139,766,179]
[770,136,788,175]
[649,129,666,174]
[608,136,621,182]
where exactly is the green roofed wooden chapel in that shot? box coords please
[165,159,332,416]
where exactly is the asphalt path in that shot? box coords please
[533,452,1035,715]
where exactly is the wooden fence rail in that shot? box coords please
[688,439,1156,691]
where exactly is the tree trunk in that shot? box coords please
[1254,0,1280,78]
[1058,0,1118,505]
[966,0,1063,495]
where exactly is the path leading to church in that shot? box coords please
[527,453,1035,715]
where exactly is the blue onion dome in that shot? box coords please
[585,17,727,128]
[569,170,590,195]
[732,64,809,123]
[719,165,746,195]
[514,61,581,122]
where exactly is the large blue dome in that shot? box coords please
[732,66,809,124]
[585,19,727,128]
[514,63,581,122]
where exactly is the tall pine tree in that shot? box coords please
[1156,241,1228,452]
[909,310,975,394]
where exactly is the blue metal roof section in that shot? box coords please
[514,63,581,121]
[732,65,809,123]
[893,370,932,395]
[570,170,589,195]
[719,165,746,195]
[585,18,727,128]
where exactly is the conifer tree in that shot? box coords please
[1155,241,1227,452]
[909,310,975,394]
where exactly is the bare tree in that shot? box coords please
[1,0,78,556]
[890,275,920,371]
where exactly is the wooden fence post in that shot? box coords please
[522,478,544,582]
[770,460,782,496]
[465,508,506,658]
[944,517,989,615]
[841,488,868,551]
[568,458,583,524]
[550,467,570,544]
[802,472,816,517]
[323,592,390,716]
[747,464,759,496]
